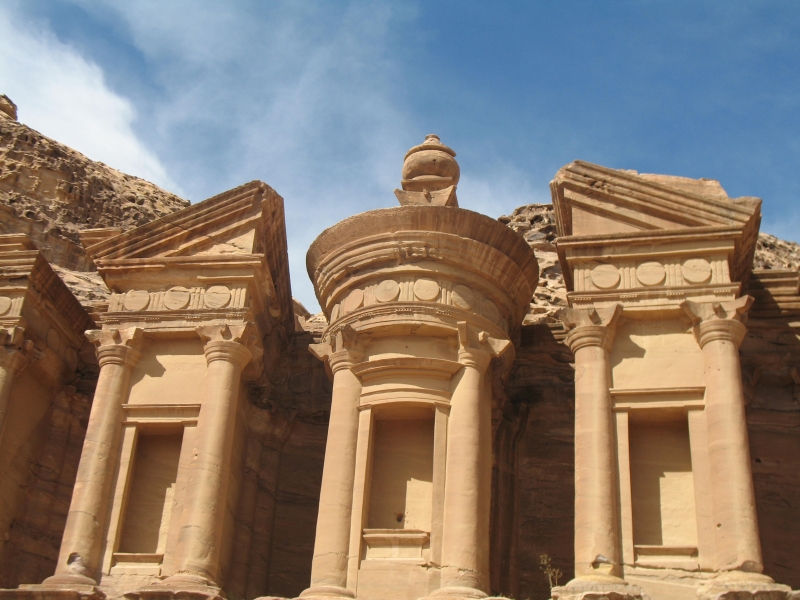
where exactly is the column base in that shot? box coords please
[126,574,223,600]
[696,572,795,600]
[422,585,487,600]
[550,576,644,600]
[297,586,355,600]
[0,582,104,600]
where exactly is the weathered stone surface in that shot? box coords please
[0,109,188,305]
[0,115,187,253]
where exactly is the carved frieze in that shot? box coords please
[325,274,509,332]
[573,255,730,293]
[108,284,243,313]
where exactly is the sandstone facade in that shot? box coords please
[0,104,798,600]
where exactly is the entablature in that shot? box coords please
[0,236,94,384]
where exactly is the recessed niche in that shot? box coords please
[118,431,183,554]
[368,418,434,532]
[629,413,698,548]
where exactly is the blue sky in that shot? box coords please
[2,1,799,310]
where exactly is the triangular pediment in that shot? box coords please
[551,161,762,283]
[86,181,280,260]
[85,180,293,331]
[551,160,761,237]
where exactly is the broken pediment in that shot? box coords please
[551,161,761,236]
[82,180,293,334]
[551,160,762,284]
[84,181,281,260]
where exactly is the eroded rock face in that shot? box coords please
[0,116,188,252]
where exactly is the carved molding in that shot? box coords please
[681,296,753,349]
[0,326,33,373]
[559,305,624,353]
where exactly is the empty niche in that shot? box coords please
[368,418,434,531]
[118,431,183,554]
[629,412,698,549]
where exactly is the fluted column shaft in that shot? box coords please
[48,331,142,585]
[171,339,251,583]
[304,350,361,598]
[566,325,621,579]
[695,319,762,572]
[438,347,492,596]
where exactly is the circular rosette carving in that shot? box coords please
[375,280,400,303]
[123,290,150,311]
[682,258,712,284]
[343,289,364,313]
[164,286,191,310]
[451,284,475,310]
[64,347,78,371]
[481,299,501,324]
[413,278,440,301]
[330,304,341,322]
[204,285,231,309]
[590,264,620,289]
[47,328,62,353]
[636,261,666,286]
[0,297,11,316]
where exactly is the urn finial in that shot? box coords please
[395,134,459,207]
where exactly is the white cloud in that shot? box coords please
[2,1,544,311]
[0,5,181,195]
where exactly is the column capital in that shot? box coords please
[455,321,510,373]
[559,305,623,353]
[86,327,144,369]
[0,326,33,374]
[310,324,367,374]
[681,297,752,349]
[196,323,261,369]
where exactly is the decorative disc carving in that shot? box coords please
[0,297,11,316]
[343,289,364,313]
[47,328,61,352]
[414,278,440,301]
[482,299,501,324]
[682,258,712,284]
[451,284,475,309]
[330,304,340,322]
[590,264,620,289]
[204,285,231,309]
[64,347,78,371]
[375,280,400,303]
[123,290,150,311]
[636,261,666,286]
[164,286,191,310]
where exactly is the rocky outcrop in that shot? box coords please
[1,103,188,306]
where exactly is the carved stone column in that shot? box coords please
[682,298,762,572]
[562,306,622,580]
[0,327,32,446]
[684,297,795,600]
[301,327,363,600]
[552,306,642,600]
[164,324,256,590]
[44,327,143,588]
[433,323,508,600]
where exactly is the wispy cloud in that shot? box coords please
[0,4,181,194]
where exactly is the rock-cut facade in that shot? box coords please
[0,98,798,600]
